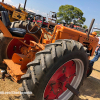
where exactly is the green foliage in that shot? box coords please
[57,5,86,26]
[20,7,24,10]
[95,31,100,37]
[95,31,100,34]
[83,25,88,29]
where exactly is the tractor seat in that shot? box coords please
[9,28,26,37]
[1,10,26,37]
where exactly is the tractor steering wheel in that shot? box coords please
[27,14,44,34]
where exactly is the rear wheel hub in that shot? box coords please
[44,60,76,99]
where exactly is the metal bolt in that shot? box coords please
[24,40,26,43]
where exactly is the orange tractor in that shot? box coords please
[0,3,42,69]
[0,4,99,100]
[0,0,32,22]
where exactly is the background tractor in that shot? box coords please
[0,0,33,22]
[0,3,99,100]
[47,11,57,31]
[0,4,42,69]
[0,0,57,31]
[0,1,57,70]
[27,11,58,32]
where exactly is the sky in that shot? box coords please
[0,0,100,29]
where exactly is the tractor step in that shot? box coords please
[3,53,31,82]
[4,59,26,75]
[12,53,31,70]
[4,59,27,82]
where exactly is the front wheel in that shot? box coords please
[20,39,88,100]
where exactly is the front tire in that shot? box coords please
[20,39,88,100]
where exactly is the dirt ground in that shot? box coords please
[74,56,100,100]
[0,56,100,100]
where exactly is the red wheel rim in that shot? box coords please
[7,34,36,59]
[44,60,76,100]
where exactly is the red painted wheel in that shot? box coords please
[20,39,88,100]
[43,59,84,100]
[44,60,76,99]
[7,34,38,59]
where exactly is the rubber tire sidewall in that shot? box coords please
[87,63,93,77]
[29,50,88,100]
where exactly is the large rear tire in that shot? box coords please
[20,39,88,100]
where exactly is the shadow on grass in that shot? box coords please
[93,68,100,73]
[9,96,20,100]
[76,76,100,100]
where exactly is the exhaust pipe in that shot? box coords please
[87,19,95,40]
[23,0,27,11]
[18,3,21,9]
[2,0,4,3]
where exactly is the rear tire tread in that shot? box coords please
[20,39,88,100]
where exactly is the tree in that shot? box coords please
[83,25,88,29]
[20,7,24,10]
[57,5,86,26]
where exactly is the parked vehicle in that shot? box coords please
[0,3,99,100]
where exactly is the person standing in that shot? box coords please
[69,22,74,28]
[90,35,100,66]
